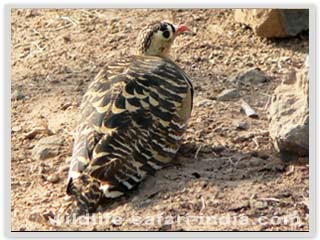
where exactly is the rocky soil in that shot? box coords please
[11,9,309,231]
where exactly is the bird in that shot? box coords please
[66,21,194,213]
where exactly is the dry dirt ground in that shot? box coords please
[11,9,309,231]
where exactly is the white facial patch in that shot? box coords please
[145,25,175,57]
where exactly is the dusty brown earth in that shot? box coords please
[11,9,309,231]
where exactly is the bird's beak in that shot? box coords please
[176,25,191,34]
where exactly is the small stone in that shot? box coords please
[230,68,270,86]
[12,126,22,132]
[32,135,64,160]
[276,191,292,198]
[47,174,60,184]
[25,128,53,139]
[235,121,249,130]
[212,145,226,153]
[216,88,240,101]
[236,133,255,143]
[241,100,259,119]
[28,212,43,222]
[194,98,215,107]
[33,147,58,160]
[229,200,249,211]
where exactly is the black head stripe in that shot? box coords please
[140,22,162,53]
[160,22,167,31]
[168,23,176,33]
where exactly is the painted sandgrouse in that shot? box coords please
[66,21,193,213]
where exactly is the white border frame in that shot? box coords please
[1,1,316,239]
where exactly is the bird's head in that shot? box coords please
[137,21,191,58]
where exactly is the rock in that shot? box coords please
[234,9,309,38]
[268,60,309,157]
[47,174,60,184]
[230,68,270,86]
[32,135,64,160]
[212,145,226,154]
[28,211,43,222]
[216,88,240,101]
[233,133,254,143]
[12,126,22,132]
[24,127,53,139]
[194,98,215,107]
[229,200,249,211]
[33,148,58,160]
[240,99,259,119]
[234,121,249,130]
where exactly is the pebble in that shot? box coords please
[216,88,240,101]
[32,135,63,160]
[33,147,59,161]
[28,212,43,222]
[229,200,249,211]
[233,133,254,143]
[194,98,215,107]
[47,174,60,184]
[212,145,226,153]
[25,128,50,139]
[229,68,270,86]
[234,121,249,130]
[12,126,22,132]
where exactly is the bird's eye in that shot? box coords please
[162,30,170,39]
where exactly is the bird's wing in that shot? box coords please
[68,58,134,179]
[68,56,193,196]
